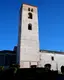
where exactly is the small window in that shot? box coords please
[51,56,54,61]
[28,23,32,30]
[28,8,30,11]
[31,8,33,12]
[28,12,32,19]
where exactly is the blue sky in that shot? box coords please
[0,0,64,51]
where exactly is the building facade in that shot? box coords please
[0,50,16,68]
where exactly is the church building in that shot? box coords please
[17,4,64,73]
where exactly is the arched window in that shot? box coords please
[28,8,30,11]
[28,12,32,19]
[31,8,33,12]
[28,23,32,30]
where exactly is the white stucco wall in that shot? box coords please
[55,54,64,73]
[39,52,64,73]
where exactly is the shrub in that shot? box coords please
[9,64,20,69]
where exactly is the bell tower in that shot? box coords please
[17,4,39,68]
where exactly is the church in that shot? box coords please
[17,4,64,73]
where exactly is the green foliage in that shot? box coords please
[0,66,4,71]
[9,64,20,69]
[14,67,17,74]
[9,64,20,74]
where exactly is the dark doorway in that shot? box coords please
[44,64,51,70]
[30,65,37,68]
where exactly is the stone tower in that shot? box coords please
[17,4,39,68]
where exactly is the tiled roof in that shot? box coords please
[39,50,64,54]
[23,3,37,8]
